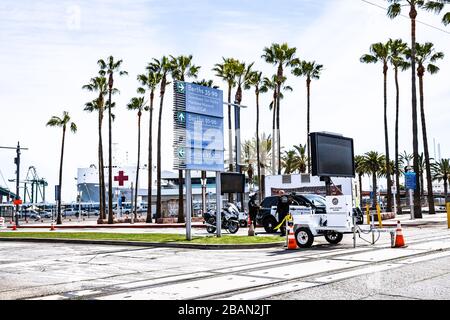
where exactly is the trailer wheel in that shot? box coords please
[295,227,314,248]
[324,232,343,245]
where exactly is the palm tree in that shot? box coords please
[291,60,323,173]
[362,151,386,208]
[293,144,308,174]
[46,111,77,224]
[247,71,268,201]
[150,56,173,222]
[432,159,450,204]
[355,155,367,208]
[263,75,292,175]
[407,42,444,214]
[213,58,238,175]
[258,134,273,198]
[387,38,410,215]
[387,0,449,218]
[170,55,200,223]
[360,41,393,213]
[281,150,298,174]
[82,76,107,220]
[137,66,163,223]
[262,43,298,174]
[97,56,127,224]
[193,79,219,89]
[126,96,146,220]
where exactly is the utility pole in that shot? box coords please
[223,102,247,210]
[0,142,28,226]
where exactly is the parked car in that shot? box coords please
[63,208,79,217]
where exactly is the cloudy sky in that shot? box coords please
[0,0,449,201]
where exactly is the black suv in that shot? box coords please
[256,194,327,233]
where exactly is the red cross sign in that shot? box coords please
[114,171,129,186]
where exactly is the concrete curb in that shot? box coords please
[6,224,207,229]
[0,237,284,250]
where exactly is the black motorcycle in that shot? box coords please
[203,203,240,234]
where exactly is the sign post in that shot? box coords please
[173,81,224,240]
[405,169,416,220]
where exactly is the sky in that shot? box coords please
[0,0,449,202]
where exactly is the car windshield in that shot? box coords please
[302,194,326,206]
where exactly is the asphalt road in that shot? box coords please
[0,224,449,300]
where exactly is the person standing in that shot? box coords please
[248,193,259,230]
[276,190,291,236]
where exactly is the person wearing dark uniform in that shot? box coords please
[276,190,291,236]
[248,193,259,230]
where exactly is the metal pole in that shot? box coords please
[78,191,81,222]
[409,189,414,220]
[15,142,20,226]
[234,103,242,209]
[216,172,222,238]
[186,170,192,241]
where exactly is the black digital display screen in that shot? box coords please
[220,173,245,194]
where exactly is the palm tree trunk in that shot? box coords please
[276,83,282,175]
[256,91,261,202]
[146,93,154,223]
[394,67,402,215]
[410,4,422,219]
[134,112,141,219]
[156,79,166,222]
[272,94,277,175]
[306,78,311,173]
[372,173,377,209]
[107,87,114,224]
[98,108,104,221]
[418,74,435,214]
[57,127,66,225]
[383,64,393,213]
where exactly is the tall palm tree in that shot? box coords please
[387,0,449,218]
[137,66,163,223]
[150,56,173,222]
[291,60,323,173]
[258,134,273,198]
[46,111,77,224]
[82,75,107,220]
[170,55,200,223]
[360,41,393,213]
[213,58,238,176]
[387,38,410,215]
[293,144,308,174]
[262,43,298,174]
[263,75,292,175]
[126,96,146,220]
[355,155,367,208]
[362,151,386,208]
[407,42,444,214]
[98,56,127,224]
[247,71,268,202]
[432,159,450,204]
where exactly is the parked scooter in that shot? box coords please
[203,203,240,234]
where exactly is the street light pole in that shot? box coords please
[223,102,247,210]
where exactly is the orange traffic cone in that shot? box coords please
[394,221,406,248]
[11,222,17,231]
[287,227,298,250]
[50,222,55,231]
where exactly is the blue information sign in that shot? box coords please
[185,82,223,118]
[405,172,417,190]
[173,81,224,172]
